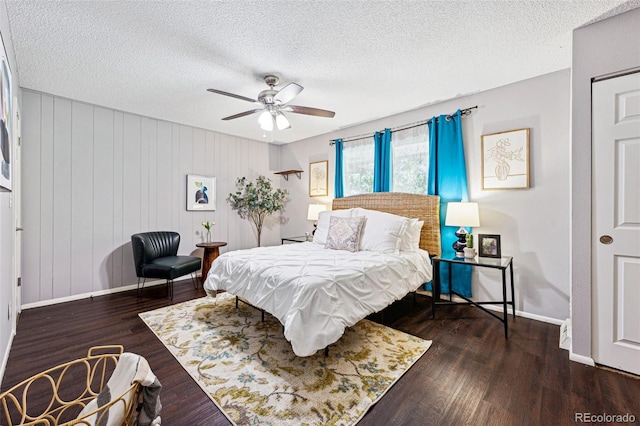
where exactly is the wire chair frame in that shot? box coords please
[0,345,141,426]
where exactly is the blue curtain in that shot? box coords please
[334,139,344,198]
[373,128,391,192]
[426,110,472,297]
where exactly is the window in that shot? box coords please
[342,138,374,196]
[339,126,429,196]
[390,126,429,194]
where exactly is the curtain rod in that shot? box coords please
[329,105,477,145]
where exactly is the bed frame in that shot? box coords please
[332,192,441,257]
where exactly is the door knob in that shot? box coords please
[599,235,613,244]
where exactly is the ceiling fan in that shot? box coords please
[207,75,335,131]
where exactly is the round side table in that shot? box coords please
[196,242,227,283]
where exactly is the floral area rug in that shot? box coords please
[139,293,431,426]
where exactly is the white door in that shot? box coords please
[592,71,640,376]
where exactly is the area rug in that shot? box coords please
[139,293,431,426]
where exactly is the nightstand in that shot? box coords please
[431,256,515,338]
[196,242,227,283]
[281,235,311,244]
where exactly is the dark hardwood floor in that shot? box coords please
[3,282,638,425]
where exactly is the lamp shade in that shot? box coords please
[258,110,273,131]
[445,202,480,227]
[307,204,327,221]
[275,112,291,130]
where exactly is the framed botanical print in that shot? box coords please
[481,128,530,190]
[309,160,328,197]
[186,174,216,211]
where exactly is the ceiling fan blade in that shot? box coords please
[221,109,263,120]
[285,105,336,118]
[274,83,303,104]
[207,88,257,103]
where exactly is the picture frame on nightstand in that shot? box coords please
[478,234,501,258]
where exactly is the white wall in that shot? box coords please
[0,1,20,383]
[571,8,640,359]
[20,91,283,306]
[280,69,571,322]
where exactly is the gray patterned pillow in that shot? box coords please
[324,215,366,252]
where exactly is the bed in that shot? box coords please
[204,192,441,356]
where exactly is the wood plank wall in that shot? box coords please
[21,90,280,305]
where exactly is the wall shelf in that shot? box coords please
[274,170,303,181]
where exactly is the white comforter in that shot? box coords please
[203,242,432,356]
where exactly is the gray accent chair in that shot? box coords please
[131,231,201,300]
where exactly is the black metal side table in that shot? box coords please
[281,235,310,244]
[431,256,515,338]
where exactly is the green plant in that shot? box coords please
[465,233,474,249]
[226,175,289,246]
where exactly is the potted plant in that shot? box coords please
[464,233,476,258]
[226,175,288,247]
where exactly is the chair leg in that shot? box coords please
[137,277,146,298]
[191,272,198,289]
[167,279,174,301]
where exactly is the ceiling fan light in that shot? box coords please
[258,110,273,131]
[275,112,291,130]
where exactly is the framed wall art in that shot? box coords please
[0,31,13,192]
[186,174,216,211]
[481,128,529,190]
[309,160,328,197]
[478,234,501,258]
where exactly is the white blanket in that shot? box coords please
[204,242,432,356]
[77,352,161,426]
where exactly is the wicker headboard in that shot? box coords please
[332,192,441,256]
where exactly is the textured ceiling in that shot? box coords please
[5,0,636,144]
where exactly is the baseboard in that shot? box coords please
[482,304,563,325]
[0,330,15,386]
[416,290,563,325]
[569,351,595,367]
[21,273,201,310]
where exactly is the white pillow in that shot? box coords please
[325,216,366,252]
[313,208,353,245]
[353,208,410,254]
[400,219,424,252]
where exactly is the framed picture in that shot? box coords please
[186,174,216,211]
[309,160,328,197]
[481,128,529,190]
[478,234,501,258]
[0,32,13,192]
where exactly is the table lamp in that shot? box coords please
[445,202,480,257]
[307,204,327,235]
